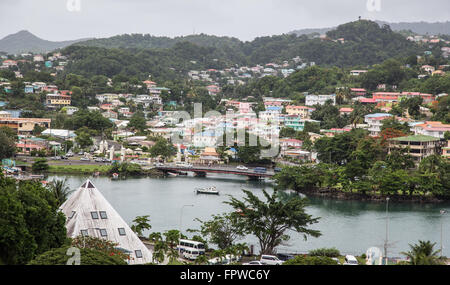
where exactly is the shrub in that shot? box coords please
[309,247,341,257]
[283,255,338,265]
[28,246,127,265]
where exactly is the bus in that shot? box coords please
[177,239,205,260]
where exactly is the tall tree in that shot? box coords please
[225,189,321,255]
[191,213,246,250]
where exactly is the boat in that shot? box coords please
[168,172,179,177]
[112,173,119,180]
[195,186,219,195]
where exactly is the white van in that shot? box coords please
[344,255,358,265]
[176,162,193,168]
[260,255,283,265]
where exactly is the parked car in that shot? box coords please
[94,158,103,162]
[236,165,248,170]
[331,257,341,265]
[208,254,241,265]
[80,157,90,161]
[60,156,68,160]
[276,253,294,261]
[102,158,111,163]
[176,162,193,168]
[51,156,61,160]
[274,167,282,173]
[78,151,84,155]
[66,152,74,157]
[243,261,264,265]
[253,167,267,174]
[343,255,358,265]
[260,255,283,265]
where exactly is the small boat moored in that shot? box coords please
[112,173,119,180]
[195,186,219,195]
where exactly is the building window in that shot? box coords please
[81,230,89,236]
[91,211,99,219]
[99,229,107,237]
[135,250,143,258]
[99,211,107,219]
[118,228,126,236]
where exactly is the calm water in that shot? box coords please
[50,174,450,257]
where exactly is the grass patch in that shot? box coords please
[48,164,111,174]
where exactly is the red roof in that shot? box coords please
[359,98,377,103]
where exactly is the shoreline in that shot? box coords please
[36,164,447,204]
[296,187,447,204]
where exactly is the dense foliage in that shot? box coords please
[28,245,127,265]
[0,177,67,264]
[225,189,321,255]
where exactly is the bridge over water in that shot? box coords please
[156,164,275,179]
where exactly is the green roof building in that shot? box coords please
[388,135,442,163]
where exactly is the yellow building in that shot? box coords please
[46,94,71,108]
[285,105,314,119]
[0,118,51,134]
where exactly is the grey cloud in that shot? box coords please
[0,0,449,41]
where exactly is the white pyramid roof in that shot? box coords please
[59,180,153,264]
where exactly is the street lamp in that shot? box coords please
[179,204,194,252]
[440,209,447,258]
[383,197,390,265]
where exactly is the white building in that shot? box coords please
[364,113,393,137]
[305,94,336,106]
[59,180,153,264]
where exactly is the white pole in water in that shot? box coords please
[179,204,194,253]
[440,210,447,258]
[384,197,390,265]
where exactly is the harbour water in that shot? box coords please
[50,173,450,257]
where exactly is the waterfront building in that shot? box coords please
[59,180,153,264]
[388,135,442,163]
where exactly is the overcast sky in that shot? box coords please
[1,0,449,41]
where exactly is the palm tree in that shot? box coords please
[48,178,73,206]
[401,240,443,265]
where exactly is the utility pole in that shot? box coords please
[440,210,447,258]
[179,204,194,254]
[384,197,390,265]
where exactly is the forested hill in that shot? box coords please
[0,30,89,54]
[60,20,423,81]
[290,20,450,36]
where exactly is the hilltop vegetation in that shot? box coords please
[68,20,423,70]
